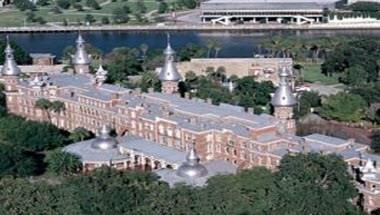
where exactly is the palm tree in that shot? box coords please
[35,98,52,122]
[69,127,94,142]
[50,101,66,113]
[44,150,82,175]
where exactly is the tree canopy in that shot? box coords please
[0,153,362,214]
[319,92,366,122]
[269,153,360,215]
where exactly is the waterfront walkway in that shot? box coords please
[2,23,380,33]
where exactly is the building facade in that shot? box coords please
[174,58,293,86]
[200,0,333,25]
[2,34,380,212]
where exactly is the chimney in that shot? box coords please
[148,87,154,93]
[189,117,197,124]
[111,93,120,100]
[348,138,355,148]
[206,98,212,104]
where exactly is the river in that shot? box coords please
[4,30,380,58]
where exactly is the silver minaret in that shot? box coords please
[72,33,91,73]
[1,36,21,76]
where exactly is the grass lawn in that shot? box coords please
[0,0,168,27]
[302,63,339,85]
[0,10,28,27]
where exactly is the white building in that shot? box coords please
[200,0,336,25]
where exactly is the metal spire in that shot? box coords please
[271,67,297,107]
[1,35,21,76]
[72,33,91,65]
[186,142,200,165]
[164,33,175,56]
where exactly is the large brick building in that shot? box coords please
[2,34,380,212]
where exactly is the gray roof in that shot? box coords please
[64,139,128,163]
[155,160,237,187]
[29,53,56,59]
[119,136,186,165]
[304,133,349,146]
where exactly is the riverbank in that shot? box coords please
[3,23,380,33]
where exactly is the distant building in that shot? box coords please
[174,58,293,86]
[30,53,56,66]
[347,0,380,4]
[200,0,334,25]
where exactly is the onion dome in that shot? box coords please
[1,36,21,76]
[176,145,208,178]
[271,67,297,107]
[91,125,118,150]
[72,33,91,65]
[158,34,182,82]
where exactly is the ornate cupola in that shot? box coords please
[176,144,208,178]
[91,125,118,150]
[1,36,21,77]
[71,33,91,74]
[158,34,182,94]
[1,36,22,94]
[93,64,108,86]
[271,67,297,133]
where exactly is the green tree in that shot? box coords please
[0,39,29,65]
[69,127,94,142]
[86,0,101,9]
[36,0,50,6]
[0,114,65,151]
[104,47,143,85]
[342,65,368,86]
[139,71,161,92]
[56,0,71,9]
[84,14,96,24]
[295,91,321,118]
[13,0,36,11]
[158,1,168,13]
[45,149,82,175]
[177,43,207,61]
[112,5,130,24]
[135,0,147,13]
[101,17,110,25]
[269,153,360,215]
[351,83,380,105]
[0,144,37,177]
[319,92,366,122]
